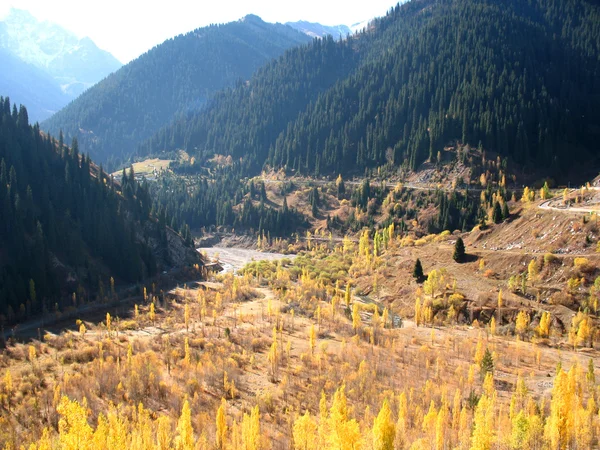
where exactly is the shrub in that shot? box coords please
[574,257,590,268]
[543,253,557,265]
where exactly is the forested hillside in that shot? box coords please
[43,16,312,170]
[0,97,197,323]
[142,0,600,180]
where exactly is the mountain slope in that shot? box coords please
[43,15,312,169]
[0,9,122,98]
[286,21,351,39]
[0,48,70,122]
[141,0,600,181]
[0,96,198,322]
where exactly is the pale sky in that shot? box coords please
[1,0,400,63]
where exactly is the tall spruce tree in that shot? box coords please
[453,237,466,263]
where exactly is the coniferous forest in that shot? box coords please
[151,167,308,239]
[0,97,197,322]
[140,0,600,180]
[42,16,311,170]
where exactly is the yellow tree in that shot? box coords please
[269,329,278,382]
[382,308,389,329]
[293,411,318,450]
[372,399,395,450]
[395,392,408,448]
[545,368,574,449]
[576,315,592,347]
[344,284,351,308]
[156,415,172,450]
[415,297,422,327]
[149,302,156,325]
[352,303,361,334]
[241,405,261,450]
[184,304,190,332]
[183,337,191,366]
[537,312,551,338]
[326,385,361,450]
[57,396,94,450]
[309,324,316,355]
[28,345,36,365]
[515,311,529,338]
[175,399,194,450]
[527,259,539,284]
[435,405,447,450]
[216,398,227,449]
[471,395,495,450]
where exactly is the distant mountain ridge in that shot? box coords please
[139,0,600,181]
[0,48,70,122]
[0,9,122,96]
[0,8,122,121]
[286,21,352,40]
[43,15,312,169]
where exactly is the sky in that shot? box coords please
[1,0,400,63]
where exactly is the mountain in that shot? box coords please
[43,15,312,169]
[140,0,600,181]
[349,19,371,34]
[0,48,70,122]
[286,21,352,40]
[0,96,199,322]
[0,9,122,98]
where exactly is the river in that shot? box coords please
[197,246,295,273]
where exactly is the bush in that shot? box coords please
[543,253,557,265]
[61,345,99,364]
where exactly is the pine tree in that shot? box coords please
[480,349,494,380]
[502,202,510,220]
[413,259,424,282]
[492,201,502,224]
[453,238,465,263]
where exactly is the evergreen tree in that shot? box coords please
[480,348,494,380]
[413,259,424,283]
[502,202,510,220]
[453,237,466,263]
[492,201,503,224]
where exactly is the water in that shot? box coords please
[197,246,295,274]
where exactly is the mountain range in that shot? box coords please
[286,21,352,40]
[43,15,312,169]
[0,8,122,122]
[138,0,600,181]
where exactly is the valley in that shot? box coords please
[1,0,600,448]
